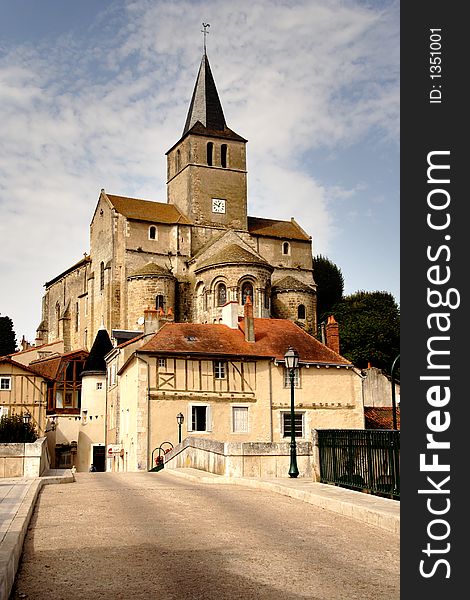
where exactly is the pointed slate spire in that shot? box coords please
[183,53,227,135]
[83,327,113,373]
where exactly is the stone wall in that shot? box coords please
[0,438,50,478]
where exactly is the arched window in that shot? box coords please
[156,295,165,311]
[221,144,228,168]
[149,225,157,240]
[100,262,105,291]
[241,282,254,305]
[298,304,306,319]
[207,142,214,166]
[282,242,290,255]
[176,149,181,172]
[217,283,227,306]
[56,303,61,338]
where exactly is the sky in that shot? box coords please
[0,0,399,344]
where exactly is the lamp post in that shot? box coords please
[176,412,184,444]
[285,347,299,478]
[22,411,31,443]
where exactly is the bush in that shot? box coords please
[0,414,38,443]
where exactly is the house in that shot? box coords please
[105,303,364,472]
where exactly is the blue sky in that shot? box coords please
[0,0,399,343]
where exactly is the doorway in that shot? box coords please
[92,445,106,472]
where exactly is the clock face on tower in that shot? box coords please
[212,198,226,214]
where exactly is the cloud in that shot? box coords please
[0,0,399,340]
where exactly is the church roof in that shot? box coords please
[195,244,271,271]
[272,276,315,293]
[106,194,190,225]
[248,216,311,241]
[179,53,246,143]
[138,319,351,365]
[128,263,174,279]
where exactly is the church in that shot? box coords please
[35,50,317,353]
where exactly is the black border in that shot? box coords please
[401,4,466,597]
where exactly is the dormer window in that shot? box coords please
[149,226,157,240]
[221,144,228,168]
[282,241,290,255]
[207,142,214,166]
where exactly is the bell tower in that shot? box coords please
[166,49,248,230]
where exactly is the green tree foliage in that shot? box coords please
[0,414,38,443]
[331,291,400,375]
[0,315,17,356]
[313,255,344,322]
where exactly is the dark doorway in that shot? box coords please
[93,445,106,472]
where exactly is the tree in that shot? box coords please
[0,414,38,443]
[313,255,344,322]
[0,315,17,356]
[331,291,400,375]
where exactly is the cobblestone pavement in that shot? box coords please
[10,471,399,600]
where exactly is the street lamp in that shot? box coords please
[176,412,184,444]
[284,346,299,478]
[22,411,31,443]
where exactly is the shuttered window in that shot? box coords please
[232,406,249,433]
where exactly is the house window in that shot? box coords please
[221,144,228,168]
[96,382,103,390]
[0,406,8,418]
[207,142,214,166]
[0,377,11,391]
[282,412,304,439]
[282,241,290,255]
[297,304,306,319]
[109,364,117,387]
[217,283,227,306]
[149,225,157,240]
[189,405,211,432]
[100,262,105,291]
[241,282,254,305]
[158,358,166,368]
[156,295,165,311]
[284,368,300,388]
[232,406,249,433]
[214,361,226,379]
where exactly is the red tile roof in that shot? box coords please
[248,216,311,241]
[0,357,53,380]
[29,350,89,380]
[139,319,351,365]
[364,407,400,430]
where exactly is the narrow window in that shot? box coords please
[264,285,271,309]
[282,412,304,438]
[214,360,226,379]
[217,283,227,306]
[207,142,213,166]
[75,302,79,332]
[241,282,254,305]
[156,295,165,311]
[297,304,306,319]
[176,149,181,172]
[282,242,290,255]
[100,262,105,291]
[149,226,157,240]
[56,303,61,338]
[232,406,249,433]
[221,144,228,168]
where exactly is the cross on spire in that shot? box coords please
[201,22,210,54]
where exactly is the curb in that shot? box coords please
[0,471,75,600]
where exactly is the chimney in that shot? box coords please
[244,296,255,342]
[144,307,160,335]
[325,315,340,355]
[221,301,239,329]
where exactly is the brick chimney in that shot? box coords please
[144,306,175,335]
[244,296,255,342]
[325,315,340,355]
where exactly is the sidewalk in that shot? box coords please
[165,467,400,535]
[0,470,74,600]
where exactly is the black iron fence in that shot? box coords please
[317,429,400,499]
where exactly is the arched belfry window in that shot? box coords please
[217,283,227,306]
[298,304,306,319]
[221,144,228,168]
[241,282,254,305]
[149,225,157,240]
[207,142,214,166]
[282,242,290,255]
[100,262,105,291]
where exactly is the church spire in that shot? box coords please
[182,52,227,135]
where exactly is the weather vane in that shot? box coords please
[201,22,210,53]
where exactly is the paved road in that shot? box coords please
[10,472,399,600]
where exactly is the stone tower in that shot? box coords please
[166,53,248,235]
